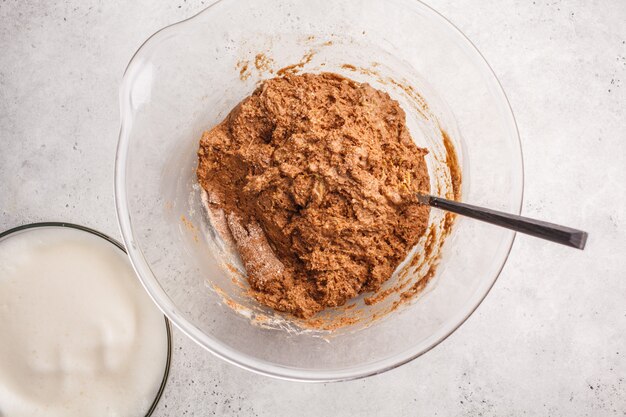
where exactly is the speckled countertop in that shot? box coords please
[1,0,625,415]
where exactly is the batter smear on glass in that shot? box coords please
[197,72,430,318]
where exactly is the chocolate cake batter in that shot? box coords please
[197,73,430,318]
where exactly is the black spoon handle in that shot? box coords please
[418,194,588,250]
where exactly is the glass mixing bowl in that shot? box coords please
[0,222,172,416]
[115,0,523,381]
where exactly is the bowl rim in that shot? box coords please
[0,221,173,415]
[114,0,524,382]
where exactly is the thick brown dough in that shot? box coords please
[197,73,430,318]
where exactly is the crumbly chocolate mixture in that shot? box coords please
[197,73,430,318]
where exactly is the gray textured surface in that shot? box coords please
[1,0,625,415]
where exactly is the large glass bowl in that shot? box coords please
[115,0,523,381]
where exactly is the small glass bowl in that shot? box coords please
[115,0,523,381]
[0,222,172,416]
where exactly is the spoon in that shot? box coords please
[417,193,588,250]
